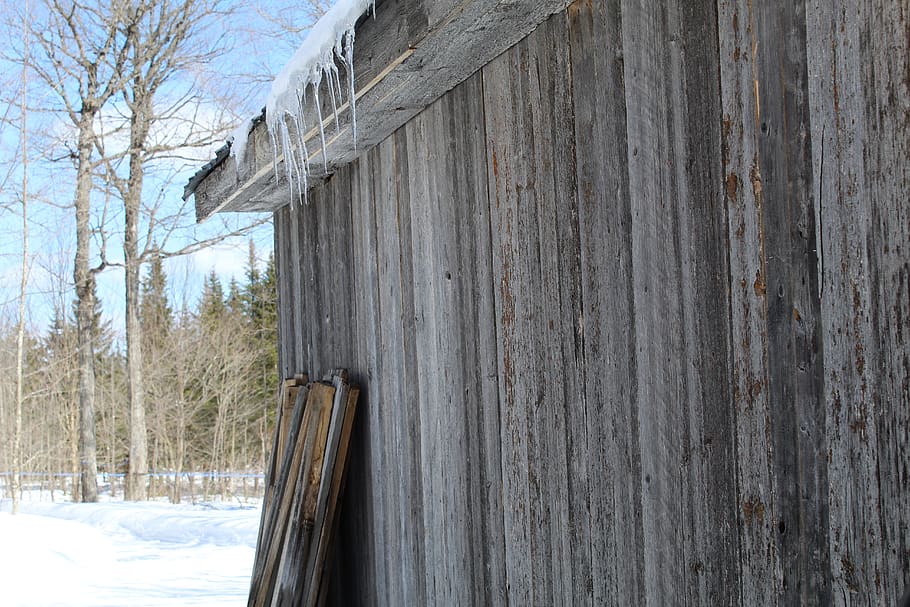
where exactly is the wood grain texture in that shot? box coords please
[566,1,638,604]
[264,1,909,604]
[716,0,782,602]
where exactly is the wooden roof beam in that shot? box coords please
[191,0,570,221]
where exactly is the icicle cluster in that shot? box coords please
[245,0,375,206]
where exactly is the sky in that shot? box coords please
[0,0,325,338]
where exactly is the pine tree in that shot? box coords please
[199,270,226,323]
[140,254,172,353]
[242,240,262,322]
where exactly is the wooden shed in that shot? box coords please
[187,0,910,604]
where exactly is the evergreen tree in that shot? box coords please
[199,270,225,321]
[140,254,172,353]
[242,240,261,322]
[226,276,244,318]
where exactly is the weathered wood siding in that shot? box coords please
[273,0,909,604]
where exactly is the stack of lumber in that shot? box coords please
[248,369,359,607]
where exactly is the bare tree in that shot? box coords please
[28,0,137,502]
[92,0,267,500]
[11,0,33,515]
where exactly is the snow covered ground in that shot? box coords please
[0,495,261,606]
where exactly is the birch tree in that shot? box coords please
[97,0,244,500]
[12,0,33,514]
[28,0,137,502]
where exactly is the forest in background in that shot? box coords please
[0,0,331,506]
[0,240,278,502]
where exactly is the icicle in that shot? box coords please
[345,27,357,148]
[268,122,281,186]
[295,90,312,178]
[290,117,307,205]
[276,121,294,208]
[311,71,330,171]
[325,63,339,135]
[262,0,374,202]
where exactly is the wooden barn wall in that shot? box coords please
[271,0,909,604]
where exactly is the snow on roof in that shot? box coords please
[231,0,374,189]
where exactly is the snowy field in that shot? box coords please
[0,494,261,606]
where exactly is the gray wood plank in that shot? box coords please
[716,0,782,602]
[748,2,831,604]
[566,0,638,603]
[445,73,507,607]
[806,2,886,603]
[371,139,406,607]
[340,150,386,607]
[388,126,428,606]
[858,1,910,603]
[273,207,294,379]
[520,15,582,606]
[482,42,535,607]
[403,96,449,605]
[481,15,590,601]
[372,132,427,605]
[620,1,701,600]
[670,3,742,605]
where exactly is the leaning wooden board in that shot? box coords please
[247,371,360,607]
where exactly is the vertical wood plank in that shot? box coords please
[806,1,887,603]
[716,0,781,601]
[672,3,742,605]
[446,73,507,607]
[567,1,640,603]
[617,1,742,603]
[274,206,294,378]
[374,127,429,604]
[620,1,696,600]
[859,1,910,602]
[288,199,307,374]
[522,15,583,606]
[483,39,536,607]
[372,138,408,607]
[342,151,386,607]
[483,14,587,602]
[747,2,831,603]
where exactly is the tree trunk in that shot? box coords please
[74,113,99,504]
[124,97,150,501]
[12,6,30,514]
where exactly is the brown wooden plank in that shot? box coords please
[306,385,360,607]
[248,383,310,607]
[300,375,351,606]
[273,381,335,606]
[251,378,299,588]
